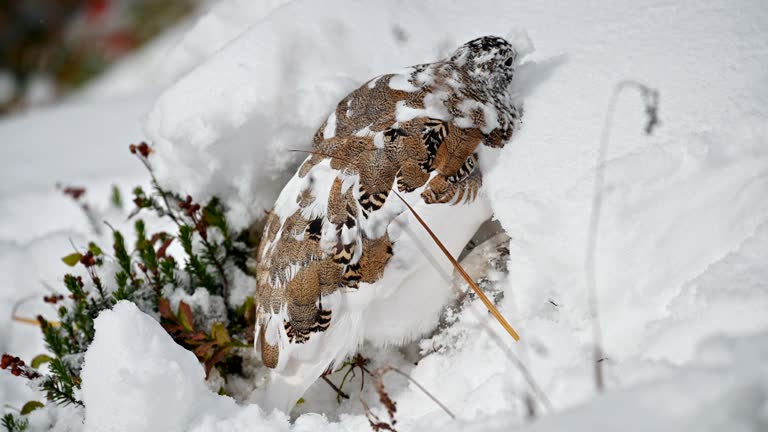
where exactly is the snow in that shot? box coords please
[82,301,223,431]
[2,0,768,431]
[447,331,768,432]
[0,94,151,423]
[71,302,768,432]
[79,301,294,432]
[81,0,293,99]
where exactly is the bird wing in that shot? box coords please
[254,60,514,376]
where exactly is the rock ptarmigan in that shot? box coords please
[254,35,522,412]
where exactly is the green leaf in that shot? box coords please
[63,274,86,300]
[20,400,44,415]
[296,397,305,405]
[31,354,52,369]
[242,296,255,323]
[135,220,147,249]
[178,225,194,254]
[203,198,227,233]
[88,242,103,256]
[177,301,195,332]
[110,185,123,209]
[61,253,82,267]
[210,322,230,345]
[112,230,132,275]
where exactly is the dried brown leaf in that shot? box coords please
[158,298,173,319]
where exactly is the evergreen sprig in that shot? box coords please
[1,143,260,426]
[40,359,82,407]
[1,413,28,432]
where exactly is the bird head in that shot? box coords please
[450,36,518,91]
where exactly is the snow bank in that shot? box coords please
[77,303,768,432]
[137,0,768,427]
[81,301,293,432]
[472,332,768,432]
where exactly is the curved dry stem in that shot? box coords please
[11,295,60,327]
[586,80,659,391]
[378,365,456,419]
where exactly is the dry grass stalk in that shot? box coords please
[362,363,457,431]
[587,80,659,391]
[11,296,59,327]
[376,365,456,419]
[392,191,520,341]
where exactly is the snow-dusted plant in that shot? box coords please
[0,143,258,429]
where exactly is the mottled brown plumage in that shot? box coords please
[253,35,523,412]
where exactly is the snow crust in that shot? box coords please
[2,0,768,431]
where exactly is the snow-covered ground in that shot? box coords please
[2,0,767,430]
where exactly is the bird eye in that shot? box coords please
[504,57,514,67]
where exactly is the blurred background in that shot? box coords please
[0,0,198,114]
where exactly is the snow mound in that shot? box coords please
[80,301,293,432]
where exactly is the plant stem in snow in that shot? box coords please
[587,80,659,392]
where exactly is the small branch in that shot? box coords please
[487,330,553,412]
[10,295,60,327]
[330,353,369,403]
[11,315,42,326]
[133,147,231,301]
[378,366,456,419]
[57,184,103,236]
[2,405,20,413]
[197,229,230,301]
[134,153,182,228]
[322,376,350,400]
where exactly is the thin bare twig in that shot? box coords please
[484,326,552,412]
[331,353,368,403]
[10,295,59,327]
[57,184,103,236]
[587,80,659,392]
[133,153,182,228]
[322,376,350,400]
[378,366,456,419]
